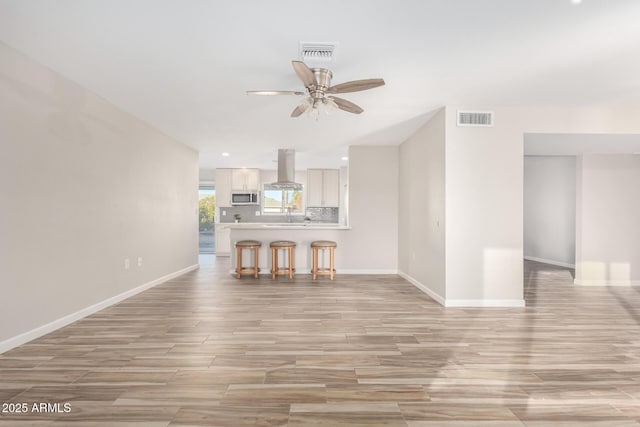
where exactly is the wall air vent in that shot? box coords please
[299,42,337,63]
[457,110,494,127]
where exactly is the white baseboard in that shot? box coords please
[339,269,398,275]
[574,279,640,286]
[444,299,526,307]
[398,271,446,306]
[398,272,525,308]
[0,264,200,355]
[524,256,575,269]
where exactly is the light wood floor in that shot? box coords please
[2,258,640,426]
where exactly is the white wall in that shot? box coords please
[434,106,640,306]
[524,156,576,267]
[339,166,348,226]
[398,108,446,303]
[341,146,398,272]
[575,154,640,285]
[0,42,199,349]
[444,108,524,305]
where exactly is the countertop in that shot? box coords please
[217,222,350,230]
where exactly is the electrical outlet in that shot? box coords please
[137,257,143,267]
[255,211,261,216]
[222,210,226,216]
[124,258,130,270]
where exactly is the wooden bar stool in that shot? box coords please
[310,240,337,280]
[235,240,261,279]
[270,240,296,279]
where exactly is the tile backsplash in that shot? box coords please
[219,206,339,224]
[305,207,339,222]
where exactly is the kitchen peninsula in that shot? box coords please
[211,153,356,274]
[228,222,350,275]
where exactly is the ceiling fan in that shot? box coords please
[247,61,385,118]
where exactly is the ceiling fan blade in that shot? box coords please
[328,96,364,114]
[327,78,385,94]
[290,98,312,118]
[246,90,305,96]
[292,60,318,88]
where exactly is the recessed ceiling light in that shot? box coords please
[341,156,348,161]
[571,0,582,4]
[222,152,230,157]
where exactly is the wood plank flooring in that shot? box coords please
[2,259,640,425]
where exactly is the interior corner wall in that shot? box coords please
[0,41,199,347]
[575,155,583,277]
[444,108,524,305]
[398,108,446,301]
[396,105,640,306]
[575,154,640,285]
[524,156,576,267]
[343,146,398,271]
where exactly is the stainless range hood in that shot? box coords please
[271,149,302,190]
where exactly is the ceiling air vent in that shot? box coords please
[299,42,337,63]
[457,110,494,127]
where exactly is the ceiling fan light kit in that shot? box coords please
[247,60,385,119]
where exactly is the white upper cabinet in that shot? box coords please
[215,168,232,207]
[217,168,260,207]
[306,169,324,207]
[322,169,340,207]
[231,168,260,191]
[306,169,340,207]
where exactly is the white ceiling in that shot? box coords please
[1,0,640,170]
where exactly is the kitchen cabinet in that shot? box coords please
[231,168,260,191]
[215,224,231,256]
[306,170,324,207]
[215,169,232,207]
[306,169,340,207]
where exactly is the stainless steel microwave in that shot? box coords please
[231,192,259,205]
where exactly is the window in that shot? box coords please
[263,185,303,214]
[198,186,215,253]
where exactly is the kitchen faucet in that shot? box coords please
[286,206,293,223]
